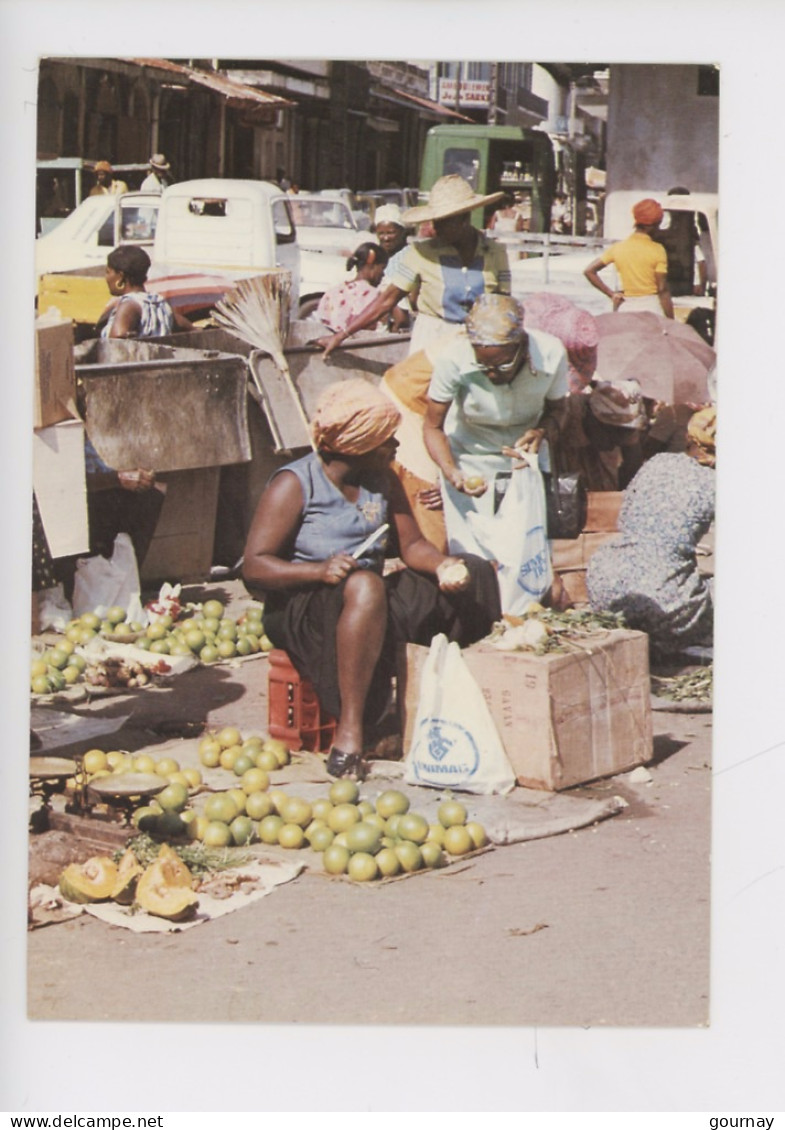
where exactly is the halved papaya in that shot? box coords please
[110,848,143,905]
[59,856,118,904]
[135,848,199,922]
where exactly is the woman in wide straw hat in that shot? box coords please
[320,174,510,359]
[242,378,501,780]
[319,175,513,552]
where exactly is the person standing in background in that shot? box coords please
[140,153,172,194]
[372,204,412,330]
[88,161,128,197]
[584,198,674,318]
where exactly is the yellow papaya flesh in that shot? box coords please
[59,856,118,904]
[110,848,143,905]
[135,858,199,922]
[156,843,195,889]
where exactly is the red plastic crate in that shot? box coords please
[268,649,337,752]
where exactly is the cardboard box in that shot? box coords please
[35,315,76,428]
[32,419,89,558]
[551,531,617,571]
[400,629,653,791]
[584,491,623,532]
[551,492,621,573]
[551,535,586,571]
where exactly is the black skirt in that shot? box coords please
[257,554,501,725]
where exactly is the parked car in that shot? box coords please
[35,192,161,276]
[362,187,419,213]
[285,193,377,314]
[317,189,374,230]
[290,194,371,251]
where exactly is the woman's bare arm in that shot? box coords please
[242,471,357,590]
[319,284,407,357]
[107,297,141,338]
[423,397,487,496]
[388,475,468,591]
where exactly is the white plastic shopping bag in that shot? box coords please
[72,532,142,618]
[37,583,73,632]
[466,457,553,616]
[404,634,516,795]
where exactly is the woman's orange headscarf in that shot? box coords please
[311,378,401,456]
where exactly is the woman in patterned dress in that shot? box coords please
[315,242,390,334]
[98,246,192,338]
[586,407,716,656]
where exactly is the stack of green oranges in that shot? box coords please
[31,640,87,695]
[167,727,293,847]
[134,599,273,662]
[129,757,490,882]
[32,608,131,694]
[32,608,144,694]
[197,726,291,774]
[32,601,274,695]
[312,784,489,882]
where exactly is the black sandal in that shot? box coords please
[326,747,369,781]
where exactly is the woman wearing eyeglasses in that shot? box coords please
[423,295,568,603]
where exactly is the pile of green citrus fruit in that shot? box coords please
[31,600,273,695]
[31,638,87,695]
[131,761,489,881]
[196,726,291,774]
[310,782,490,881]
[124,727,291,843]
[133,599,273,662]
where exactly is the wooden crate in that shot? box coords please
[140,467,220,584]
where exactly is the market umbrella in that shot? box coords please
[594,310,715,405]
[522,292,598,393]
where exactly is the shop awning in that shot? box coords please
[124,58,295,108]
[370,85,474,122]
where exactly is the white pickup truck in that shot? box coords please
[37,178,354,329]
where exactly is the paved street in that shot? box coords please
[26,581,711,1030]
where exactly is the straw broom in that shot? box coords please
[212,270,315,450]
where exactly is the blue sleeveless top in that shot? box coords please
[272,452,390,573]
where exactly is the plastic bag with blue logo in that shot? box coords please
[404,634,516,795]
[466,455,553,616]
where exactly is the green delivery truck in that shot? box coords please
[419,124,556,232]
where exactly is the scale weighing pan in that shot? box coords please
[88,773,166,800]
[29,757,78,779]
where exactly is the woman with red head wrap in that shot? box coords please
[584,198,674,318]
[242,379,501,779]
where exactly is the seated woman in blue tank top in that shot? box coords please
[242,378,501,780]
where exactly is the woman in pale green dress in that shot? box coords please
[423,294,569,574]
